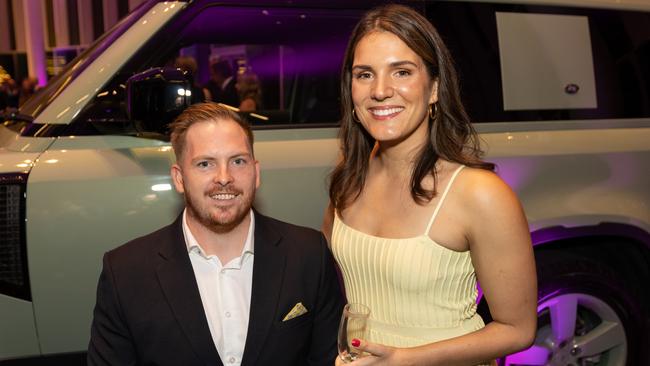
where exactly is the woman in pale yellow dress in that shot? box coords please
[323,4,537,366]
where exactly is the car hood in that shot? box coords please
[0,126,55,174]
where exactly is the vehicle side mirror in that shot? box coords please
[126,67,192,134]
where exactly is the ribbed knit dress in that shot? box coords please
[332,166,490,365]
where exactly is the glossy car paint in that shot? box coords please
[0,294,40,360]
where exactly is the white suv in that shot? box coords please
[0,0,648,364]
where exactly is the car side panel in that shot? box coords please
[0,295,40,360]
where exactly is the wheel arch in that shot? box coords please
[477,222,650,364]
[478,222,650,326]
[530,222,650,309]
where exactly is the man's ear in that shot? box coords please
[171,164,185,194]
[254,160,261,189]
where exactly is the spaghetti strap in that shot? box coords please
[424,165,465,234]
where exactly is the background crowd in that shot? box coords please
[0,73,39,112]
[0,55,261,115]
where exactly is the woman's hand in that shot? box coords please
[336,339,416,366]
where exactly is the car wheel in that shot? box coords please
[502,255,642,366]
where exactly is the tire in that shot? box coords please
[502,253,644,366]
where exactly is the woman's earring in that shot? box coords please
[352,108,361,123]
[428,103,437,121]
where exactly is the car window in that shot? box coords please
[67,5,362,136]
[425,2,650,123]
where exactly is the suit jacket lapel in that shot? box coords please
[156,215,223,366]
[241,211,287,366]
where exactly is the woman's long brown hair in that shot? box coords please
[329,4,494,211]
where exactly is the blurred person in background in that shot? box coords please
[206,59,240,108]
[18,76,39,107]
[175,55,211,104]
[1,78,20,110]
[0,82,7,112]
[236,71,262,112]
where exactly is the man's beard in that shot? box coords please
[184,186,255,234]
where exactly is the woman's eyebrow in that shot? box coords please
[352,64,373,71]
[389,60,419,68]
[352,60,419,71]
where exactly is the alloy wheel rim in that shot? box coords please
[504,293,627,366]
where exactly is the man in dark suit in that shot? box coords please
[206,59,240,108]
[88,103,344,366]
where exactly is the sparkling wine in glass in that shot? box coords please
[338,303,370,363]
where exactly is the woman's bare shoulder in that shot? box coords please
[456,166,520,212]
[456,167,530,251]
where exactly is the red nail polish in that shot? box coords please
[351,339,360,347]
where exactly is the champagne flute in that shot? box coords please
[338,303,370,363]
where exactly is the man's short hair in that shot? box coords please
[211,59,234,78]
[169,102,254,160]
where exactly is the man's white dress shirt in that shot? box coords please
[182,209,255,366]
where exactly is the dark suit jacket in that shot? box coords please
[219,77,240,108]
[204,79,222,104]
[88,211,344,366]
